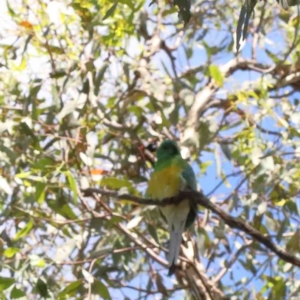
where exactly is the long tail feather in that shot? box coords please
[167,221,185,275]
[161,200,190,275]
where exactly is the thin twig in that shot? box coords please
[81,188,300,268]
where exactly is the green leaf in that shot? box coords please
[0,120,14,134]
[269,277,286,300]
[10,286,26,299]
[220,144,232,161]
[58,280,82,299]
[103,2,118,20]
[261,156,274,172]
[238,258,257,275]
[173,0,191,25]
[54,240,77,262]
[6,0,16,16]
[107,215,124,228]
[147,223,159,243]
[0,277,15,292]
[236,1,256,52]
[82,269,94,284]
[200,161,213,174]
[264,215,276,232]
[100,177,136,193]
[94,63,108,96]
[35,279,48,298]
[30,254,46,267]
[0,143,17,164]
[66,171,78,204]
[92,280,111,299]
[14,220,34,240]
[118,0,134,10]
[3,247,20,258]
[196,228,210,255]
[286,229,300,253]
[49,70,67,79]
[20,122,41,150]
[44,44,64,54]
[57,100,79,121]
[162,7,178,17]
[126,216,143,229]
[209,65,223,87]
[35,182,46,204]
[31,157,55,170]
[265,49,281,64]
[284,200,299,215]
[198,121,211,150]
[186,46,193,59]
[203,41,222,58]
[257,202,267,215]
[47,198,77,220]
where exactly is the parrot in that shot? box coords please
[147,140,197,275]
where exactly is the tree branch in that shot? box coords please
[81,188,300,268]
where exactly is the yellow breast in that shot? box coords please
[147,165,182,200]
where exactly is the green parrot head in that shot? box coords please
[156,140,180,160]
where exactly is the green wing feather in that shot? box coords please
[182,162,198,229]
[182,162,197,190]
